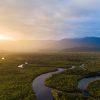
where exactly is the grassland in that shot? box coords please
[0,52,100,100]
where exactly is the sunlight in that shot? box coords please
[0,35,13,40]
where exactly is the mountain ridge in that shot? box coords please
[0,37,100,52]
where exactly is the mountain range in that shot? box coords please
[0,37,100,52]
[59,37,100,52]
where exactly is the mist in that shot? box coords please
[0,37,100,53]
[0,40,60,53]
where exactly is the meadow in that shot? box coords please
[0,52,100,100]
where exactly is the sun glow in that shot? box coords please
[0,35,13,40]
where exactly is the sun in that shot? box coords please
[0,35,13,40]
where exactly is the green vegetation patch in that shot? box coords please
[0,52,100,100]
[46,73,81,91]
[87,79,100,97]
[0,53,57,100]
[45,68,90,92]
[52,90,96,100]
[0,65,54,100]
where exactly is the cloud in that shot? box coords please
[0,0,100,39]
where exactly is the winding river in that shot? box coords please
[32,68,65,100]
[32,68,100,99]
[78,76,100,96]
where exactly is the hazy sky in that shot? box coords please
[0,0,100,40]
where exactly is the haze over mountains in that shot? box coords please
[0,37,100,53]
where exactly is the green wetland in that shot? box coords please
[0,52,100,100]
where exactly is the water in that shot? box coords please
[32,68,65,100]
[32,68,100,99]
[78,76,100,96]
[17,64,24,68]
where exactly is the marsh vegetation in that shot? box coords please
[0,52,100,100]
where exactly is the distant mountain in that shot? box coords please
[64,47,100,52]
[0,37,100,53]
[60,37,100,47]
[60,37,100,52]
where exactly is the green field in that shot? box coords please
[0,52,100,100]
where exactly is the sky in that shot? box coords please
[0,0,100,40]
